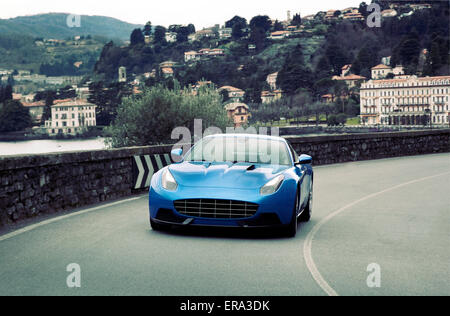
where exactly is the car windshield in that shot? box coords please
[185,136,292,166]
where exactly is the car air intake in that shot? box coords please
[174,199,259,219]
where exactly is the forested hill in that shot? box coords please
[0,13,143,41]
[93,1,449,104]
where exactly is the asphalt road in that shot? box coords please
[0,153,449,296]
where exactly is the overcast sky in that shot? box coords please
[0,0,363,29]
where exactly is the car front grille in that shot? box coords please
[173,199,259,219]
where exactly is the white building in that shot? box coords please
[118,66,127,83]
[371,63,405,80]
[165,32,177,43]
[266,72,279,90]
[360,75,450,126]
[218,27,232,39]
[184,51,199,62]
[45,99,97,136]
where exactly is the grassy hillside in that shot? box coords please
[0,33,105,75]
[0,13,143,42]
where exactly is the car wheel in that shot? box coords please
[285,189,300,237]
[299,180,313,222]
[150,218,168,232]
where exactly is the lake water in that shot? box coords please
[0,138,108,157]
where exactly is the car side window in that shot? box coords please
[288,144,299,164]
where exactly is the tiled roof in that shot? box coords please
[342,64,352,70]
[372,64,391,70]
[22,101,45,107]
[218,86,243,92]
[162,67,174,74]
[53,98,73,104]
[224,102,249,111]
[271,31,289,36]
[333,74,367,80]
[51,99,95,107]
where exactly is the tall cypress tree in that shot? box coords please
[277,44,313,95]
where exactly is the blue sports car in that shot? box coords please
[148,134,313,237]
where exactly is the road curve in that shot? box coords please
[0,153,449,296]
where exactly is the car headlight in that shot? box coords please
[161,169,178,191]
[260,175,284,196]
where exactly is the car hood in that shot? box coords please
[169,161,289,189]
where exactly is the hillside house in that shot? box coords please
[224,102,250,127]
[44,99,97,136]
[266,72,279,91]
[332,74,367,88]
[371,64,405,80]
[218,86,245,102]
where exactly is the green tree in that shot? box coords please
[153,26,167,44]
[325,41,350,75]
[392,32,421,74]
[277,44,313,95]
[143,21,152,36]
[187,24,196,35]
[315,56,333,80]
[106,84,229,147]
[424,36,448,76]
[232,23,244,40]
[272,20,284,31]
[249,27,267,51]
[130,28,144,46]
[0,85,13,103]
[226,16,247,40]
[88,81,132,126]
[0,100,32,132]
[313,78,335,100]
[291,14,302,27]
[225,16,247,29]
[249,15,272,33]
[358,2,369,18]
[336,113,347,125]
[176,26,190,43]
[40,91,55,124]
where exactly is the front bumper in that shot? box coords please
[149,181,296,227]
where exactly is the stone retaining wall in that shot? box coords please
[0,129,449,226]
[286,129,450,165]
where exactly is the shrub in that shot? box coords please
[105,84,230,147]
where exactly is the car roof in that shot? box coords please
[204,133,287,143]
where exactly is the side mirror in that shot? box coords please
[296,154,312,165]
[171,148,183,163]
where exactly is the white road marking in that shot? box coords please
[303,171,450,296]
[0,196,145,243]
[164,154,172,166]
[155,155,164,170]
[134,156,145,189]
[144,155,154,188]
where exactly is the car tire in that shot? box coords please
[299,180,313,222]
[285,189,300,237]
[150,218,168,231]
